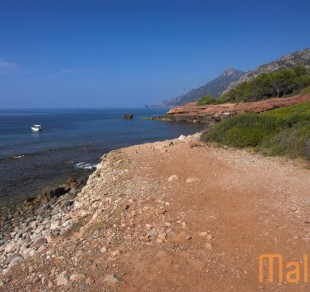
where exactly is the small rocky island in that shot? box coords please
[121,114,134,119]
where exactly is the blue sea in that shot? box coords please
[0,108,206,208]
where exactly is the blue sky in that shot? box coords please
[0,0,309,108]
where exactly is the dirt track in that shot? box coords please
[1,135,310,291]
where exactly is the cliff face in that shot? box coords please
[150,94,310,124]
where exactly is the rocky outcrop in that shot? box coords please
[149,94,310,124]
[121,114,134,119]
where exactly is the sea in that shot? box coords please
[0,108,206,209]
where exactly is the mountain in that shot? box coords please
[225,48,310,93]
[150,68,245,107]
[150,48,310,108]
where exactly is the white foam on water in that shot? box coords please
[12,155,25,159]
[74,162,99,170]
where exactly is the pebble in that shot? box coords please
[56,271,69,286]
[145,224,152,230]
[100,247,107,253]
[32,237,48,249]
[0,178,87,272]
[158,233,167,240]
[111,250,122,257]
[104,274,120,283]
[147,228,157,238]
[70,273,86,282]
[168,175,179,182]
[186,177,202,183]
[205,242,213,250]
[86,277,94,285]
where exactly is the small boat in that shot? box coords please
[31,124,42,132]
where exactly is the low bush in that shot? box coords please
[196,96,215,106]
[201,102,310,160]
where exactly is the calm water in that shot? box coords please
[0,108,206,208]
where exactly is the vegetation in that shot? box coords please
[201,102,310,161]
[215,65,310,104]
[196,96,215,106]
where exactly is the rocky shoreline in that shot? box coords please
[148,94,310,124]
[0,132,309,290]
[0,176,89,275]
[0,133,201,283]
[0,133,202,288]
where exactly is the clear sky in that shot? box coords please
[0,0,309,108]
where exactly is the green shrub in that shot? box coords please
[201,102,310,161]
[302,86,310,95]
[258,123,310,160]
[196,96,215,106]
[222,127,270,147]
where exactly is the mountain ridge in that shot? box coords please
[150,68,245,107]
[225,48,310,93]
[151,48,310,107]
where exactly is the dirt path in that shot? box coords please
[1,135,310,291]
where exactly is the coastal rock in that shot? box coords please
[8,254,23,268]
[154,94,310,124]
[4,242,18,253]
[22,197,36,209]
[36,191,51,204]
[50,220,60,230]
[122,114,134,119]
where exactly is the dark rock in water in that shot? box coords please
[22,186,68,208]
[22,197,36,209]
[122,114,134,119]
[51,187,67,198]
[35,189,51,205]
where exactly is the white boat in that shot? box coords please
[31,124,42,132]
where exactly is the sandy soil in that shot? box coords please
[1,134,310,291]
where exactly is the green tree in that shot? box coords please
[294,65,308,77]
